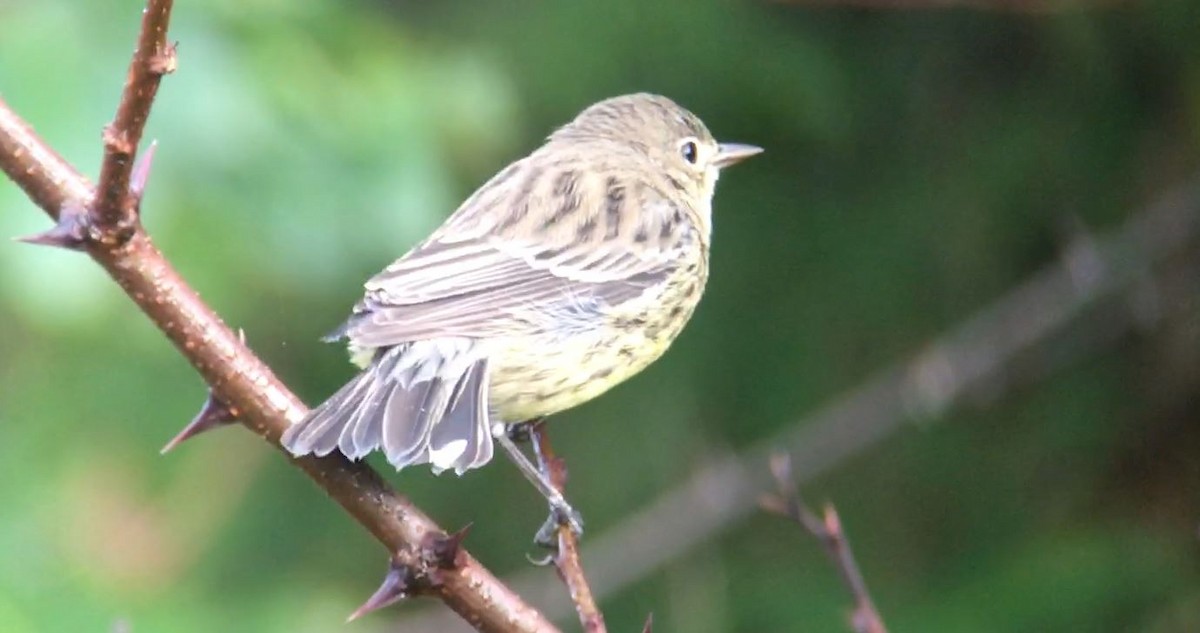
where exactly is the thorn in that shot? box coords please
[347,559,412,622]
[160,389,239,454]
[428,523,473,569]
[641,612,654,633]
[15,202,89,251]
[131,140,158,201]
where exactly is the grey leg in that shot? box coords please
[492,423,585,544]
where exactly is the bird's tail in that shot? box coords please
[281,344,494,475]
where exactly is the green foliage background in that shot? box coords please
[2,1,1198,631]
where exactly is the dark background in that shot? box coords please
[1,1,1198,631]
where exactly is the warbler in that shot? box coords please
[282,94,760,484]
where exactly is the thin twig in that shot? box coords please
[94,0,176,236]
[530,424,607,633]
[762,453,887,633]
[0,4,555,631]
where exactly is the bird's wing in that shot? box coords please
[337,235,676,346]
[332,145,700,346]
[337,195,693,345]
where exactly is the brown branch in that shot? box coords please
[762,453,887,633]
[0,4,556,632]
[530,424,607,633]
[0,103,92,216]
[93,0,175,236]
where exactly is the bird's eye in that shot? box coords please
[680,141,698,164]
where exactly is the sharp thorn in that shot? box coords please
[14,203,89,251]
[429,523,473,569]
[160,390,239,454]
[642,612,654,633]
[15,227,86,250]
[130,140,158,201]
[347,560,412,622]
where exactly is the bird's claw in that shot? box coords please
[534,500,585,549]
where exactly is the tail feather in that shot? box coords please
[429,359,493,475]
[337,371,391,460]
[282,367,376,457]
[381,374,446,467]
[281,342,495,475]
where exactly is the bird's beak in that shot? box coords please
[713,143,763,168]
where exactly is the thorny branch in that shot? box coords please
[0,2,555,631]
[762,453,887,633]
[530,424,608,633]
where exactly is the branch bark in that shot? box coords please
[0,3,556,631]
[763,453,887,633]
[94,0,175,236]
[530,425,607,633]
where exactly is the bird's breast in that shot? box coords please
[485,256,708,422]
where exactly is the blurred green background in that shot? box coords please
[2,0,1199,631]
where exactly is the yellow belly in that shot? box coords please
[486,269,705,422]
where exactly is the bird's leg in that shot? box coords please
[526,421,586,548]
[493,421,584,547]
[505,419,537,443]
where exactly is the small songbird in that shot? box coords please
[282,94,759,516]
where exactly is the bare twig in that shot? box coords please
[530,424,607,633]
[0,4,555,632]
[762,453,887,633]
[94,0,176,237]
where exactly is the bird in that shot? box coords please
[281,93,760,526]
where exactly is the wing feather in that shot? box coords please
[343,242,674,345]
[334,150,696,347]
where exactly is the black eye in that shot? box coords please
[681,141,698,164]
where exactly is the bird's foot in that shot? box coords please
[534,499,585,549]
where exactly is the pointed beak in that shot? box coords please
[713,143,763,168]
